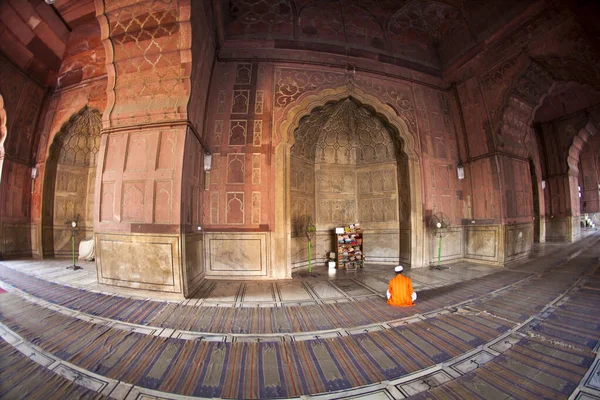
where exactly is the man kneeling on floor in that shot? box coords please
[387,265,416,306]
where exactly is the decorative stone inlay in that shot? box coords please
[252,153,261,185]
[216,90,227,114]
[255,90,264,114]
[251,192,260,224]
[253,120,262,146]
[226,192,244,224]
[229,120,247,146]
[226,153,245,184]
[235,63,252,84]
[231,90,250,114]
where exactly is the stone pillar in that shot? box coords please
[94,0,199,296]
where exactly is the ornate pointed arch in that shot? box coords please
[272,86,424,277]
[0,94,6,158]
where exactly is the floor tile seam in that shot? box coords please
[571,352,600,400]
[0,260,536,317]
[389,268,600,399]
[467,264,595,329]
[2,315,407,400]
[0,321,126,398]
[0,270,538,342]
[0,263,152,302]
[2,268,597,400]
[0,322,223,400]
[0,299,573,400]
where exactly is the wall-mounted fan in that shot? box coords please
[430,212,451,270]
[298,215,316,273]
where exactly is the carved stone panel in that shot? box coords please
[252,192,261,224]
[255,90,264,114]
[97,233,181,293]
[157,130,177,170]
[226,192,244,224]
[231,90,250,114]
[205,232,269,278]
[229,120,247,146]
[235,63,252,84]
[125,133,148,172]
[466,226,499,261]
[122,181,145,222]
[253,120,262,146]
[154,181,172,223]
[318,199,356,224]
[226,153,245,184]
[101,182,115,222]
[317,170,355,194]
[210,192,219,224]
[252,153,261,185]
[216,90,227,114]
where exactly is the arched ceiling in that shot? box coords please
[222,0,536,71]
[0,0,97,86]
[292,98,398,165]
[534,82,600,124]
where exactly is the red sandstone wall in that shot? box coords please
[450,4,599,225]
[580,134,600,214]
[29,17,107,257]
[202,62,274,229]
[0,55,45,258]
[0,0,69,86]
[201,62,466,230]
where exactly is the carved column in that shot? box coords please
[94,0,201,296]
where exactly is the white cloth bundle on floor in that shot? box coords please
[78,239,95,261]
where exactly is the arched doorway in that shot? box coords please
[289,98,410,268]
[0,94,6,185]
[0,95,6,260]
[42,107,101,257]
[273,87,423,278]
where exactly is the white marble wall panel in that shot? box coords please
[96,233,182,293]
[205,232,268,278]
[505,223,533,260]
[428,227,463,265]
[465,226,499,262]
[545,217,571,241]
[364,230,399,264]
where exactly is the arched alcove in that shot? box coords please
[289,98,410,268]
[42,107,101,257]
[0,94,6,184]
[273,86,423,278]
[498,57,600,243]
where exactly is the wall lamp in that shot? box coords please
[541,180,546,189]
[31,166,38,180]
[457,164,465,180]
[203,152,212,172]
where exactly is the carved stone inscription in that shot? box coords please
[318,199,356,224]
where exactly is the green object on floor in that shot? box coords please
[437,234,443,267]
[308,240,312,273]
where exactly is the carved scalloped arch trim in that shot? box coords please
[567,120,599,176]
[276,86,419,160]
[0,94,6,155]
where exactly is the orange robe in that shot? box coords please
[387,274,415,306]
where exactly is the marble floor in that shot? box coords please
[0,232,599,399]
[0,258,502,306]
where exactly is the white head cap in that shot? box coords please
[395,265,403,273]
